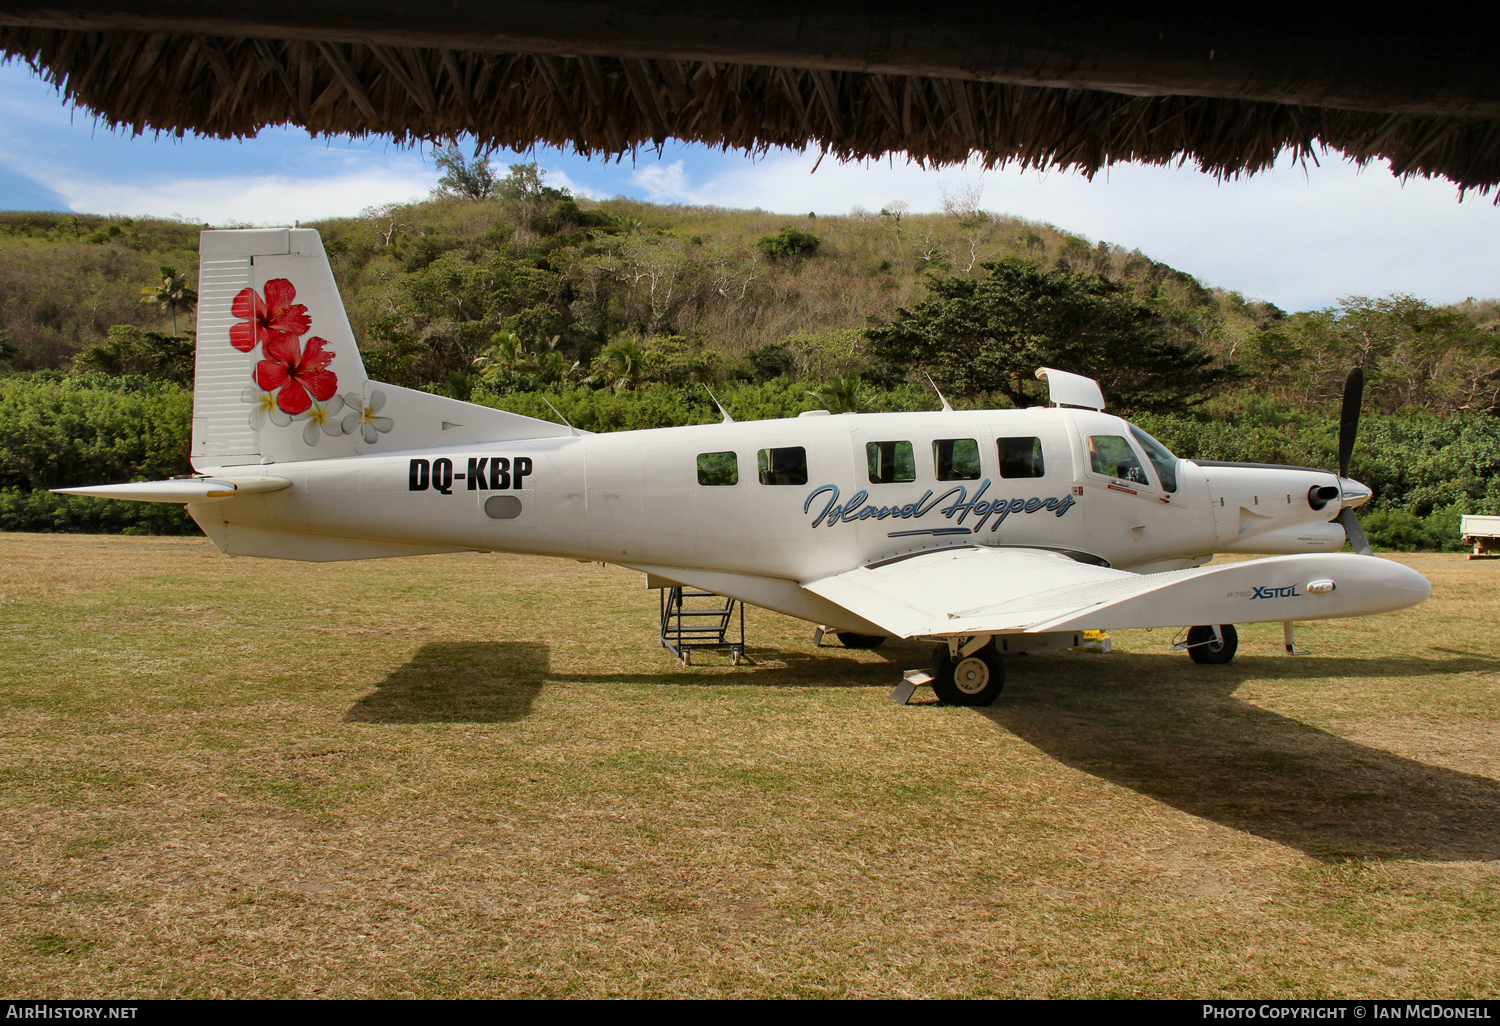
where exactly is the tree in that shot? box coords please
[595,340,646,392]
[807,373,867,414]
[364,251,559,387]
[434,145,498,201]
[940,184,998,273]
[755,227,821,262]
[1247,294,1492,412]
[139,265,197,335]
[361,202,411,245]
[866,258,1233,413]
[73,325,195,383]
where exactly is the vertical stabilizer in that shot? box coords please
[191,228,368,471]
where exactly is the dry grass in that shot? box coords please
[0,535,1496,998]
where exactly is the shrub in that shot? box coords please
[0,373,195,534]
[755,227,821,262]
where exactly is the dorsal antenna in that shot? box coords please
[703,384,734,423]
[541,397,590,436]
[924,372,954,412]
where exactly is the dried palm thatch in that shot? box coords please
[4,25,1500,194]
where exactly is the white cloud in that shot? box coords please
[630,160,693,204]
[539,166,607,201]
[39,171,439,224]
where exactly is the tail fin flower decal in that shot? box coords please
[300,395,347,446]
[229,279,311,353]
[232,276,393,445]
[255,334,338,415]
[341,390,395,444]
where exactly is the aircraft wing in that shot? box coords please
[799,545,1430,639]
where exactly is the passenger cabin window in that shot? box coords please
[866,441,915,484]
[758,447,808,485]
[997,436,1045,478]
[1088,435,1149,485]
[697,451,738,486]
[1127,424,1179,493]
[933,438,982,481]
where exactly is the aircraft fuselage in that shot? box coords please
[188,406,1356,583]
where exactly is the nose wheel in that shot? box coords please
[932,642,1006,705]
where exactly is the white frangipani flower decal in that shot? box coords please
[301,394,346,446]
[241,386,291,431]
[341,389,395,444]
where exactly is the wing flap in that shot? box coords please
[802,546,1133,637]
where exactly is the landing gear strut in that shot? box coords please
[932,641,1006,705]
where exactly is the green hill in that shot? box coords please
[3,161,1499,549]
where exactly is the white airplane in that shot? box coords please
[59,228,1431,705]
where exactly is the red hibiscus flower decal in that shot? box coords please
[230,278,311,353]
[254,335,338,415]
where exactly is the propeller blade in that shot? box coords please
[1338,367,1364,479]
[1336,506,1374,557]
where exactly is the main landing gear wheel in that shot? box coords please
[932,642,1006,706]
[837,632,887,650]
[1186,624,1239,664]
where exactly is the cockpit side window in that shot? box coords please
[1088,435,1149,486]
[1127,424,1180,493]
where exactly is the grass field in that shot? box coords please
[0,534,1496,998]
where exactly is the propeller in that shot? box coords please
[1332,368,1374,556]
[1338,366,1363,479]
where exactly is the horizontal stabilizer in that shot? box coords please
[52,477,291,504]
[361,382,574,452]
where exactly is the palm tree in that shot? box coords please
[140,266,197,335]
[807,373,866,414]
[472,332,524,381]
[598,340,645,393]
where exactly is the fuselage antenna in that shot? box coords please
[541,397,585,436]
[924,372,955,412]
[703,384,734,423]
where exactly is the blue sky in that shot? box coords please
[3,59,1498,313]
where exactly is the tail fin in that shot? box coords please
[192,228,368,469]
[191,228,568,472]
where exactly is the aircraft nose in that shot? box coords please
[1339,477,1373,509]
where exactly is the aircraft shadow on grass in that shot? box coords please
[346,641,548,724]
[349,641,1500,862]
[979,652,1500,864]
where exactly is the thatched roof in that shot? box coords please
[4,3,1500,192]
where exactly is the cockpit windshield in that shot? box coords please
[1127,423,1180,493]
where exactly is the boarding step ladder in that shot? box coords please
[660,587,745,665]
